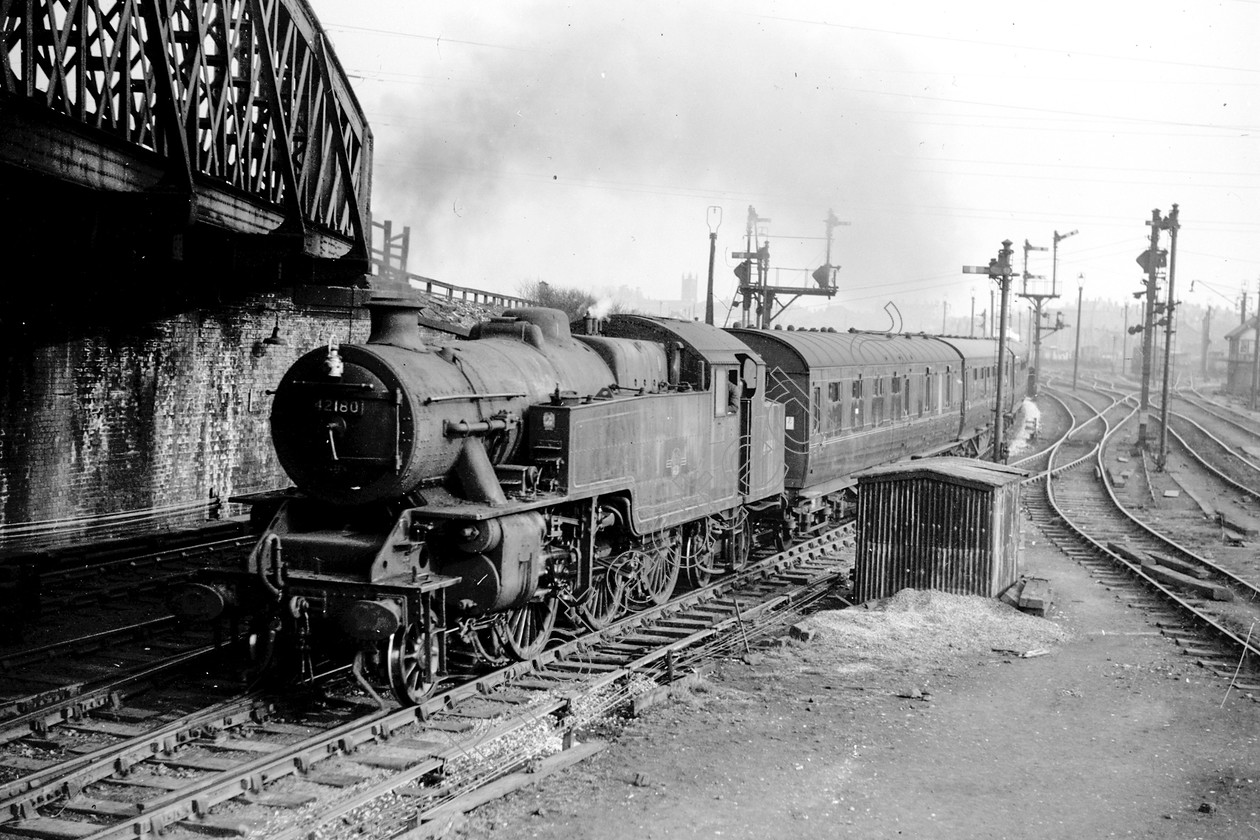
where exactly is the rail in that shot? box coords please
[0,494,232,554]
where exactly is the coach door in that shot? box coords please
[736,354,759,497]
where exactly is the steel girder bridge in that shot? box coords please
[0,0,371,288]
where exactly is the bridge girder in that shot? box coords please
[0,0,372,282]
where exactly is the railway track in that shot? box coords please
[0,525,851,839]
[1162,399,1260,497]
[1177,387,1260,449]
[0,526,298,813]
[0,618,239,747]
[1,526,254,652]
[1026,385,1260,691]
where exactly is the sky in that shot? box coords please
[313,1,1259,330]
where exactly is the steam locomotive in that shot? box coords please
[169,294,1026,705]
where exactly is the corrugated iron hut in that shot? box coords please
[853,457,1028,603]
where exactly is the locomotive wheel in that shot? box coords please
[243,613,282,682]
[681,519,719,589]
[626,532,681,608]
[576,567,625,629]
[727,508,752,571]
[500,596,560,660]
[386,621,438,705]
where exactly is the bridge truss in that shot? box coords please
[1,0,372,285]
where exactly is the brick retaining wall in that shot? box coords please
[0,288,503,549]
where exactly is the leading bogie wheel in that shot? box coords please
[386,621,438,705]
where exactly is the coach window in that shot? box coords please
[890,375,902,420]
[812,386,821,433]
[922,368,931,416]
[852,376,864,428]
[828,380,843,432]
[872,377,885,426]
[945,366,953,407]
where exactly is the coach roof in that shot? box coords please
[728,328,960,374]
[604,315,756,366]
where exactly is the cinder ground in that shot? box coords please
[452,511,1260,840]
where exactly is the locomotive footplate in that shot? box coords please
[282,570,460,642]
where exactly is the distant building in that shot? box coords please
[681,273,698,304]
[1224,315,1258,397]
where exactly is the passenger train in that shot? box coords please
[169,295,1027,705]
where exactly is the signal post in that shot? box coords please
[1020,231,1076,398]
[731,207,844,328]
[1134,208,1170,452]
[963,240,1014,463]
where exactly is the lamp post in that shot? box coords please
[1072,273,1084,390]
[705,206,721,325]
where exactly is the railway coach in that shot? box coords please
[728,327,1027,537]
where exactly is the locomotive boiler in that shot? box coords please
[170,295,786,704]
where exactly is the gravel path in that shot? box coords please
[450,511,1260,840]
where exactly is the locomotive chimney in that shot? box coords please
[367,292,430,352]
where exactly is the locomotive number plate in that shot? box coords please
[315,398,363,414]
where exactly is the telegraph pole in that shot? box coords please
[1201,307,1211,378]
[1072,275,1084,390]
[1156,204,1180,470]
[1252,276,1260,410]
